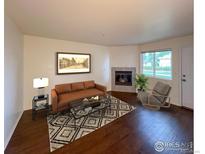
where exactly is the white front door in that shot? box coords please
[181,46,194,109]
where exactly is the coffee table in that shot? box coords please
[69,94,111,127]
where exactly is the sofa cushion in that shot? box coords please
[71,82,85,91]
[84,81,95,89]
[80,88,104,97]
[55,84,71,94]
[58,88,104,108]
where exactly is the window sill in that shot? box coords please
[146,76,172,81]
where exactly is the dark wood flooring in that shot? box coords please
[5,91,193,154]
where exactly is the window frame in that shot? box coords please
[140,49,173,80]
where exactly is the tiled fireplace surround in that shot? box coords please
[111,67,136,93]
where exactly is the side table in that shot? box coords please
[32,94,49,120]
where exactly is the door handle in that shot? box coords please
[182,79,186,82]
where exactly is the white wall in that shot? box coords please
[23,35,110,110]
[109,46,139,68]
[4,15,24,148]
[138,35,193,106]
[108,46,139,91]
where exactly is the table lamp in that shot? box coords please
[33,77,49,99]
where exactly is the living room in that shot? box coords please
[2,0,205,153]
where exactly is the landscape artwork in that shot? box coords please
[57,52,91,74]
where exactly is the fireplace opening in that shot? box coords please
[115,71,132,86]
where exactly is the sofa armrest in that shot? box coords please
[51,89,58,112]
[95,83,107,92]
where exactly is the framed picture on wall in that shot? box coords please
[56,52,91,74]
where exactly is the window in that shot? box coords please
[141,50,172,80]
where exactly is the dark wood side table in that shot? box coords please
[32,94,49,120]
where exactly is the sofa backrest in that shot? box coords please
[71,82,85,91]
[55,80,95,94]
[55,83,71,94]
[84,80,95,89]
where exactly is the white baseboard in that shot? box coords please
[4,111,23,150]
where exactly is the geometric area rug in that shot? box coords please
[47,96,136,152]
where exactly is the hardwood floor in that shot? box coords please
[5,91,193,154]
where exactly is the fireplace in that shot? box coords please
[111,67,136,93]
[115,71,132,86]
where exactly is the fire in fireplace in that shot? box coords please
[115,71,132,86]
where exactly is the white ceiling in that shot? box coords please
[5,0,193,46]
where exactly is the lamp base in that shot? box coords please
[38,95,45,99]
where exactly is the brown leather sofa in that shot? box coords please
[51,80,107,112]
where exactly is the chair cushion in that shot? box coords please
[152,82,171,103]
[71,82,85,91]
[149,95,164,106]
[153,82,171,95]
[58,88,104,108]
[138,92,164,107]
[55,84,71,94]
[84,81,95,89]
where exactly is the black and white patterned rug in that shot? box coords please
[47,96,136,152]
